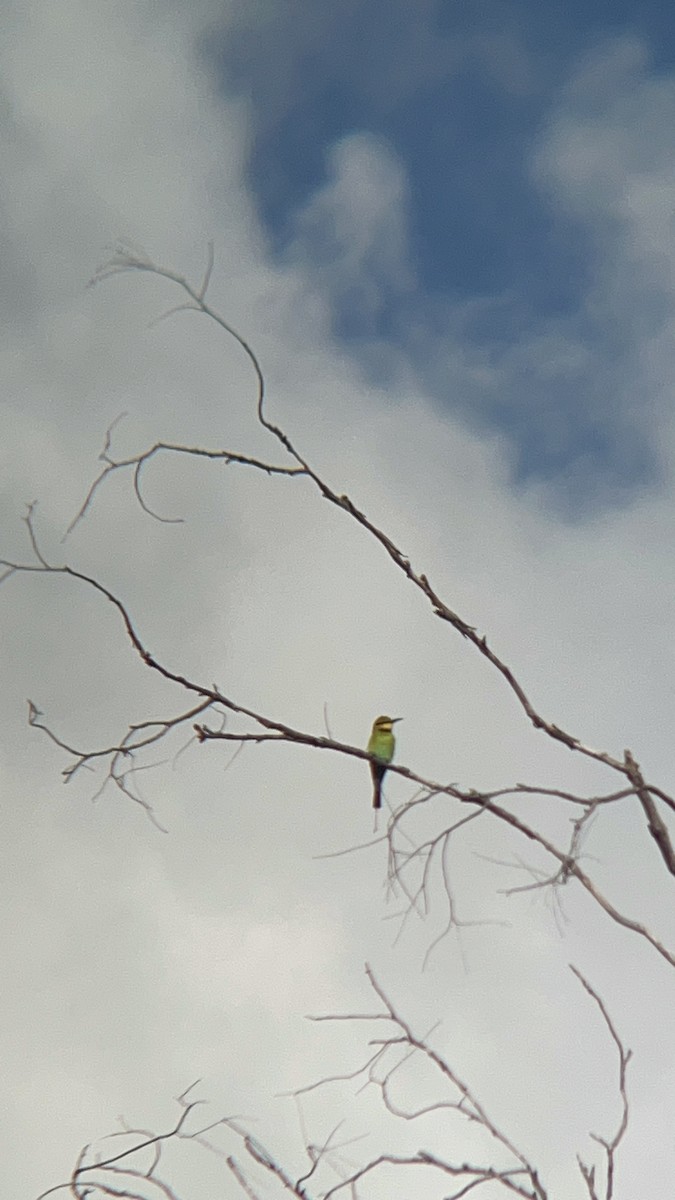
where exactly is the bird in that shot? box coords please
[367,715,401,810]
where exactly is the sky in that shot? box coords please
[2,2,675,1197]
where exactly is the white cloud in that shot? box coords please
[289,131,413,326]
[535,36,675,331]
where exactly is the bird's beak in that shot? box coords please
[391,717,403,724]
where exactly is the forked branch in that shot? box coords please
[83,246,675,875]
[3,507,675,966]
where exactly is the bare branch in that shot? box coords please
[64,437,305,539]
[571,967,632,1200]
[75,248,675,929]
[228,1157,265,1200]
[38,1089,200,1200]
[244,1134,310,1199]
[623,749,675,876]
[5,523,674,966]
[27,695,215,831]
[296,965,548,1200]
[322,1151,535,1200]
[198,239,214,301]
[83,249,675,973]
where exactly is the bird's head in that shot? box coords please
[372,715,402,733]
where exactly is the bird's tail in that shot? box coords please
[372,777,382,809]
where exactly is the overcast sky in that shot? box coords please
[3,3,675,1197]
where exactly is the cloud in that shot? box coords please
[288,132,413,329]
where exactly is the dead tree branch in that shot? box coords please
[3,508,675,963]
[571,967,631,1200]
[301,963,549,1200]
[83,246,675,872]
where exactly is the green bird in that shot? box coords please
[367,715,401,809]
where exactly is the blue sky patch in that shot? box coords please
[207,0,675,515]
